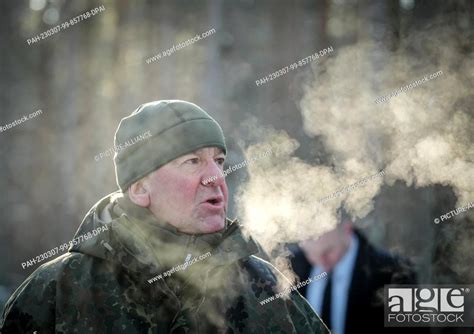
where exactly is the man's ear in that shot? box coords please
[128,178,150,208]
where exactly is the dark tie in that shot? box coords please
[321,272,333,330]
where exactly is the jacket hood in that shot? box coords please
[70,191,259,277]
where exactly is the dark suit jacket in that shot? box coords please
[290,229,425,334]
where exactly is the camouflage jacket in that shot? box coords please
[1,192,329,334]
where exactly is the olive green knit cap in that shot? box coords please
[113,100,226,191]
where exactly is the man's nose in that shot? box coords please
[201,160,225,186]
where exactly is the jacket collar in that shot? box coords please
[74,192,259,276]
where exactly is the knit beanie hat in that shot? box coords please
[113,100,226,191]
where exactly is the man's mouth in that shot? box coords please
[202,196,224,209]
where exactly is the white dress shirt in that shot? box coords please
[306,234,359,334]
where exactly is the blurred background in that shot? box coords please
[0,0,473,332]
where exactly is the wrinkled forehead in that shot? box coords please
[159,147,226,170]
[175,146,226,159]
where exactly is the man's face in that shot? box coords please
[143,147,228,234]
[300,226,351,272]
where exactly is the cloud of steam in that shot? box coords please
[236,24,473,276]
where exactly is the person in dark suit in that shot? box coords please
[290,219,421,334]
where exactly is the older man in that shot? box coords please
[1,100,329,333]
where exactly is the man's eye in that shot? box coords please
[216,157,225,165]
[185,158,200,165]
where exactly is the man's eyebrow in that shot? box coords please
[179,152,198,158]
